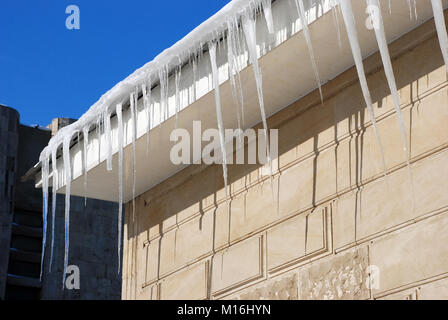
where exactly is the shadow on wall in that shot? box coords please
[124,17,446,296]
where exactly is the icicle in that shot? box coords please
[143,79,152,155]
[367,0,416,209]
[227,20,243,136]
[175,66,182,128]
[158,66,169,124]
[367,0,409,158]
[130,93,137,220]
[228,19,246,128]
[406,0,413,19]
[262,0,275,35]
[82,126,89,206]
[62,135,72,289]
[331,0,342,47]
[431,0,448,73]
[209,41,229,198]
[295,0,323,102]
[116,103,124,274]
[242,9,272,176]
[339,0,387,173]
[413,0,417,20]
[40,157,49,280]
[104,111,113,171]
[49,149,57,272]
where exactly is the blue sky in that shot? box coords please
[0,0,230,126]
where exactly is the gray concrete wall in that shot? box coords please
[0,112,121,299]
[0,105,20,300]
[40,195,122,300]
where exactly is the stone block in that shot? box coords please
[299,247,370,300]
[212,235,264,296]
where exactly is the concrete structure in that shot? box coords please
[121,17,448,300]
[0,105,20,300]
[0,106,121,300]
[33,0,448,300]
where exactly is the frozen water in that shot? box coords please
[116,103,124,274]
[62,135,73,289]
[339,0,387,173]
[209,41,229,197]
[40,157,49,280]
[295,0,323,101]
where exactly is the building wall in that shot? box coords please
[0,111,121,300]
[122,17,448,300]
[0,106,20,300]
[40,195,122,300]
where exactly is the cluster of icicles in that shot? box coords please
[38,0,448,288]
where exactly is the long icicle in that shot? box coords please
[40,157,49,280]
[143,79,152,155]
[295,0,324,102]
[49,149,58,272]
[62,135,72,289]
[209,41,229,198]
[339,0,387,174]
[116,103,124,274]
[367,0,409,159]
[367,0,416,210]
[228,18,246,128]
[130,92,137,221]
[227,20,243,135]
[104,111,113,171]
[431,0,448,73]
[242,9,273,178]
[82,127,89,206]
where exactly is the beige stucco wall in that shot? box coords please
[122,16,448,300]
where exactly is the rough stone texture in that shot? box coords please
[0,105,19,300]
[123,18,448,300]
[299,248,370,300]
[233,273,298,300]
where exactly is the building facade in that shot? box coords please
[122,17,448,300]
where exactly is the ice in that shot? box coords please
[130,92,137,219]
[262,0,275,35]
[431,0,448,73]
[142,80,152,154]
[339,0,387,173]
[175,66,182,128]
[226,19,244,135]
[49,149,57,272]
[159,66,169,124]
[82,126,89,206]
[62,135,73,289]
[209,41,229,197]
[330,0,342,47]
[367,0,409,159]
[40,157,49,280]
[242,9,272,176]
[104,111,113,171]
[295,0,323,102]
[116,103,124,274]
[407,0,412,19]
